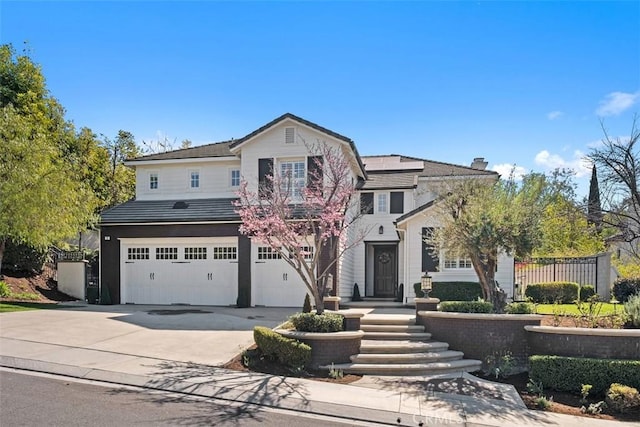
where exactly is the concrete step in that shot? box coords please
[350,350,464,364]
[363,331,431,341]
[360,324,425,333]
[360,315,416,325]
[320,359,482,376]
[360,340,449,354]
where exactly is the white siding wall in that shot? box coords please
[135,160,241,200]
[401,207,515,300]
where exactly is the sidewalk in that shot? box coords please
[0,306,635,426]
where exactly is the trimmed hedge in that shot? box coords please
[414,281,483,301]
[289,312,344,332]
[253,326,311,368]
[529,355,640,395]
[438,300,493,313]
[613,278,640,303]
[525,281,579,304]
[505,302,535,314]
[578,285,596,301]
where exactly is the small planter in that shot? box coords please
[275,329,364,369]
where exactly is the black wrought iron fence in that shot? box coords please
[513,256,598,300]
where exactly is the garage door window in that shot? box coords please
[258,247,282,260]
[128,248,149,260]
[185,247,207,260]
[212,247,237,260]
[156,247,178,260]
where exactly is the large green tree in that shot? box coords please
[0,44,96,273]
[428,172,565,312]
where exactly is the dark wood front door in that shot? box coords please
[374,245,397,297]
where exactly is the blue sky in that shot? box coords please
[2,1,639,196]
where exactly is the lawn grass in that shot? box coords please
[534,302,621,316]
[0,302,64,313]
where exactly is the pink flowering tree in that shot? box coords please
[234,142,365,314]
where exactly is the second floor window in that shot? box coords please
[190,171,200,189]
[378,194,388,213]
[231,169,240,187]
[149,173,158,190]
[280,160,305,199]
[360,192,374,214]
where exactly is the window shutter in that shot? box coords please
[285,127,295,144]
[422,227,439,272]
[307,155,323,190]
[390,192,404,214]
[360,192,374,215]
[258,158,273,192]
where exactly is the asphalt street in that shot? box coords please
[0,369,373,427]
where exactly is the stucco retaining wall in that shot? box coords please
[276,329,364,369]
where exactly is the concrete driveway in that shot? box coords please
[0,303,297,366]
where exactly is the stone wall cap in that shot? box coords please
[525,325,640,337]
[414,297,441,303]
[330,310,365,318]
[419,311,544,321]
[323,296,341,302]
[275,329,365,340]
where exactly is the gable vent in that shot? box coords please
[285,127,295,144]
[173,201,189,209]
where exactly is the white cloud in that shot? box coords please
[596,91,639,117]
[491,164,527,181]
[534,149,592,177]
[546,111,564,120]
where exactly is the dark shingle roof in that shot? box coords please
[127,141,234,162]
[362,155,498,178]
[100,198,240,224]
[394,200,436,224]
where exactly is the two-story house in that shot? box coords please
[100,113,514,307]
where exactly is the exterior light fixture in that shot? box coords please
[421,272,433,298]
[378,225,384,235]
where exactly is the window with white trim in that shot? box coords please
[212,247,237,260]
[128,248,149,260]
[185,247,207,260]
[443,252,473,269]
[258,247,282,260]
[190,171,200,189]
[149,173,158,190]
[156,247,178,260]
[377,193,388,213]
[280,160,305,199]
[230,169,240,187]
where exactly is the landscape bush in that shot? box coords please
[525,281,579,304]
[1,241,48,274]
[253,326,311,368]
[302,294,312,313]
[505,302,535,314]
[438,300,493,313]
[606,383,640,413]
[613,278,640,303]
[529,355,640,394]
[289,312,344,332]
[623,294,640,328]
[0,281,10,298]
[414,281,483,301]
[578,285,596,301]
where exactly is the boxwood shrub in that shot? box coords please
[289,312,344,332]
[578,284,596,301]
[525,281,579,303]
[414,281,483,301]
[505,302,535,314]
[529,355,640,395]
[438,300,493,313]
[613,278,640,303]
[253,326,311,368]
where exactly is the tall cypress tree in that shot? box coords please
[588,166,603,229]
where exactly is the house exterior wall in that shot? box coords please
[135,159,241,201]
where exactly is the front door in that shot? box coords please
[374,245,397,297]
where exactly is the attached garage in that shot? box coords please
[120,237,238,305]
[252,244,312,307]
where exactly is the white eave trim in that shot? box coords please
[125,156,239,166]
